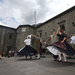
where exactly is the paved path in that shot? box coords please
[0,55,75,75]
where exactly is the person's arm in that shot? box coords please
[56,27,60,34]
[61,37,66,43]
[31,34,36,37]
[45,37,51,45]
[46,37,51,42]
[31,34,40,39]
[61,34,67,43]
[24,42,26,46]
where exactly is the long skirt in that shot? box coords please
[19,45,37,56]
[51,41,75,56]
[46,45,58,55]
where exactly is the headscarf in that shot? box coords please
[59,30,63,33]
[27,35,31,39]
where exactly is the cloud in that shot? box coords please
[0,0,75,28]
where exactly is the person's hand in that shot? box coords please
[57,27,60,30]
[45,42,47,45]
[61,41,64,43]
[31,34,33,36]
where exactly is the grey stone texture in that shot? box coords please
[0,26,16,54]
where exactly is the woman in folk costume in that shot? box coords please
[70,34,75,49]
[31,34,40,59]
[19,35,37,60]
[51,27,75,62]
[45,29,59,61]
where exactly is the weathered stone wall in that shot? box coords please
[0,26,16,54]
[15,26,35,50]
[36,9,75,44]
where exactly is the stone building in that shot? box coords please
[0,25,16,55]
[0,6,75,54]
[15,25,35,50]
[36,6,75,42]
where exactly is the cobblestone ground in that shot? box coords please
[0,55,75,75]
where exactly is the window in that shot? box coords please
[58,20,66,31]
[40,32,42,37]
[22,28,26,32]
[38,30,42,38]
[45,32,47,36]
[9,35,12,39]
[60,24,65,30]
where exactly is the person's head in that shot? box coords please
[53,29,56,35]
[59,30,63,35]
[27,35,31,39]
[43,40,45,42]
[36,35,39,37]
[40,39,42,42]
[28,37,30,39]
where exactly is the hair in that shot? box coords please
[43,40,45,42]
[36,35,39,37]
[28,37,30,38]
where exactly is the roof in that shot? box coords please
[17,24,35,29]
[0,25,16,30]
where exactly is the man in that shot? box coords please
[31,34,40,59]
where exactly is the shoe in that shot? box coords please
[58,59,62,62]
[37,58,40,59]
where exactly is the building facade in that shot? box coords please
[0,6,75,54]
[0,25,16,54]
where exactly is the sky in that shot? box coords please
[0,0,75,28]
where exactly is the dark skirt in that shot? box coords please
[40,48,42,55]
[52,41,75,56]
[19,45,37,56]
[42,49,46,53]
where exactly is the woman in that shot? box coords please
[45,29,59,61]
[19,35,37,60]
[52,28,75,62]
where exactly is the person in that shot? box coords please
[0,52,2,59]
[45,29,59,61]
[40,40,42,57]
[51,27,75,62]
[70,34,75,49]
[19,35,37,60]
[8,50,11,58]
[14,51,17,57]
[42,40,46,57]
[31,34,40,59]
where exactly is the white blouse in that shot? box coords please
[70,36,75,44]
[24,39,31,45]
